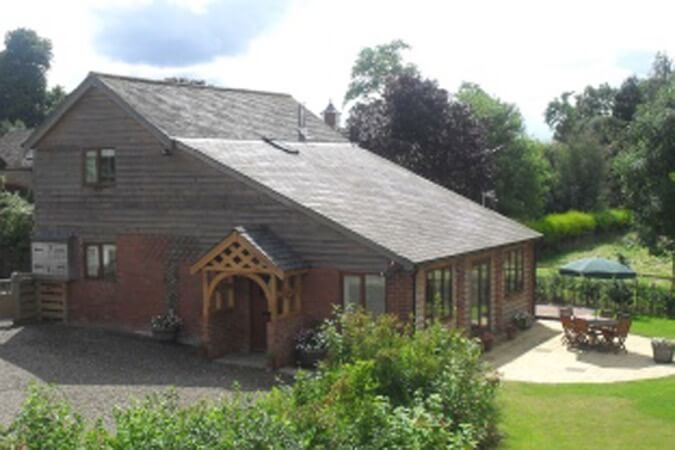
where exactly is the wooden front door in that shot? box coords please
[249,280,268,352]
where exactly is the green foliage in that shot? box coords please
[457,83,552,218]
[344,39,419,104]
[0,189,33,250]
[1,310,500,449]
[528,209,630,246]
[0,28,61,127]
[1,384,86,449]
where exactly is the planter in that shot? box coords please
[505,325,517,340]
[295,348,326,368]
[514,313,533,330]
[480,333,495,352]
[651,340,674,364]
[152,328,178,342]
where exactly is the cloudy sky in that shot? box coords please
[1,0,673,138]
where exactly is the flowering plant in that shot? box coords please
[151,309,183,331]
[294,326,327,353]
[513,311,533,330]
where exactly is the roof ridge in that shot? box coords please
[90,71,293,98]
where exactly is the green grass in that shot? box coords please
[632,316,675,339]
[538,232,672,280]
[499,377,675,450]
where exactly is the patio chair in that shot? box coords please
[559,307,574,319]
[560,315,576,347]
[572,318,598,347]
[609,318,632,353]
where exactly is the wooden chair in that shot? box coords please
[560,315,576,347]
[609,318,632,353]
[572,318,597,347]
[559,307,574,319]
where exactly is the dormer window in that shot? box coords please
[84,148,115,186]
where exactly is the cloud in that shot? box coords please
[94,0,291,66]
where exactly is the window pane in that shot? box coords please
[442,268,452,317]
[100,149,115,183]
[86,245,100,278]
[85,151,98,184]
[365,274,385,315]
[102,244,117,278]
[343,275,361,308]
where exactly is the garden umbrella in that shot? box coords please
[558,257,637,279]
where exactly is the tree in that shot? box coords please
[457,83,551,218]
[348,73,492,201]
[0,28,61,127]
[343,40,419,104]
[613,76,643,122]
[545,132,607,212]
[615,73,675,283]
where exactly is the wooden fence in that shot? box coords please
[0,273,67,322]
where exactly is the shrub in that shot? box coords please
[1,310,500,449]
[527,208,631,247]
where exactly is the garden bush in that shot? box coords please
[527,208,631,246]
[1,309,500,449]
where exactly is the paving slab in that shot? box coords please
[485,320,675,383]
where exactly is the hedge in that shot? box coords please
[527,209,631,246]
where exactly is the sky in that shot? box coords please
[1,0,674,139]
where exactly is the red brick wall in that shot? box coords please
[415,240,537,338]
[386,269,414,322]
[301,268,341,324]
[267,314,305,368]
[68,234,203,342]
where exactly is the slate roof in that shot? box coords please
[0,129,33,168]
[235,226,306,271]
[179,139,540,264]
[96,73,346,143]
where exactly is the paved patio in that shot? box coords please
[485,320,675,383]
[0,321,280,425]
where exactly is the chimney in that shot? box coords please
[322,100,339,130]
[297,104,307,142]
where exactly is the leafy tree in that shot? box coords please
[348,73,493,201]
[613,76,643,122]
[545,132,607,212]
[0,28,63,127]
[615,73,675,282]
[343,40,419,104]
[457,83,551,218]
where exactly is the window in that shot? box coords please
[84,149,116,185]
[504,248,524,295]
[84,243,116,279]
[342,273,386,315]
[471,260,491,331]
[426,267,453,320]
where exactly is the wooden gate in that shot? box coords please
[37,280,67,321]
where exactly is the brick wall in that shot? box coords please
[415,240,537,338]
[386,268,414,322]
[301,268,341,324]
[267,314,305,368]
[68,234,203,341]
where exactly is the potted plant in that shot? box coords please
[513,311,533,330]
[651,339,674,364]
[151,309,182,342]
[505,323,517,340]
[480,330,495,352]
[294,326,327,368]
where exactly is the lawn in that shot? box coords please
[632,316,675,339]
[538,232,672,280]
[499,376,675,450]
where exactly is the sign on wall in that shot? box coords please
[32,242,70,279]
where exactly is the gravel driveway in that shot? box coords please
[0,321,279,426]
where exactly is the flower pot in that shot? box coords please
[651,341,674,364]
[506,326,517,340]
[480,333,495,352]
[295,348,326,368]
[152,328,178,342]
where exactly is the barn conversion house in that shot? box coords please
[24,73,540,367]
